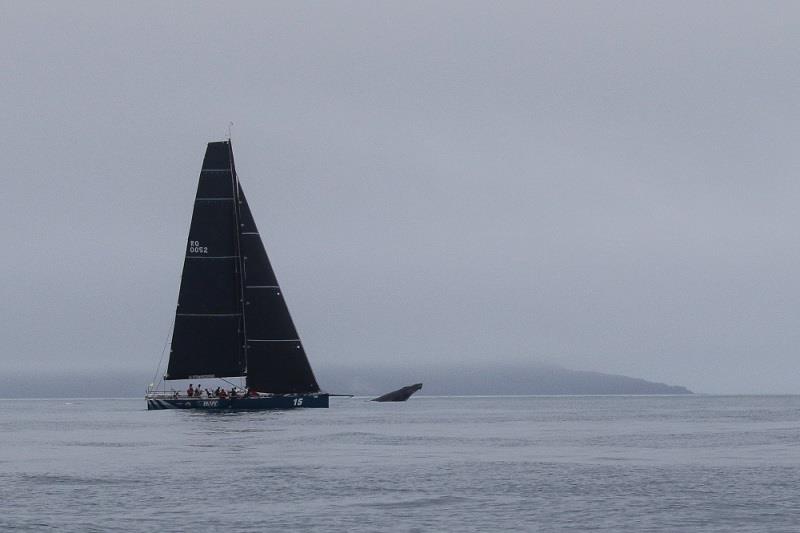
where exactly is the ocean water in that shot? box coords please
[0,396,798,532]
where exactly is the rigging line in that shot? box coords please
[150,314,175,391]
[229,141,249,372]
[220,377,242,389]
[152,167,197,391]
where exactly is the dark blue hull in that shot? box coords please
[146,393,329,410]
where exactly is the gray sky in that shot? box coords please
[2,1,799,393]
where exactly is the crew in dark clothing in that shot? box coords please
[187,384,194,397]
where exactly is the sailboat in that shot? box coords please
[146,140,328,410]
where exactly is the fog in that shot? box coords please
[2,2,799,394]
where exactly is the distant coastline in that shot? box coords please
[319,363,692,396]
[0,363,691,398]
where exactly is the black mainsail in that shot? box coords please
[165,141,320,394]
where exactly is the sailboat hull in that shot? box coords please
[146,393,329,410]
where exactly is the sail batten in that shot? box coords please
[249,339,301,342]
[176,313,243,317]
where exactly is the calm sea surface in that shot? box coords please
[0,396,798,532]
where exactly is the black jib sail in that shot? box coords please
[239,189,320,393]
[166,141,320,394]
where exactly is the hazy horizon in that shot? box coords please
[2,2,799,394]
[1,360,693,398]
[7,359,791,398]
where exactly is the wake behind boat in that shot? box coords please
[146,140,328,410]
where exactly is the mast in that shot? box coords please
[228,141,249,374]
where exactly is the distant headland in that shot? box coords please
[0,362,691,398]
[319,362,692,396]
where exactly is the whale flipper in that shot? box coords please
[372,383,423,402]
